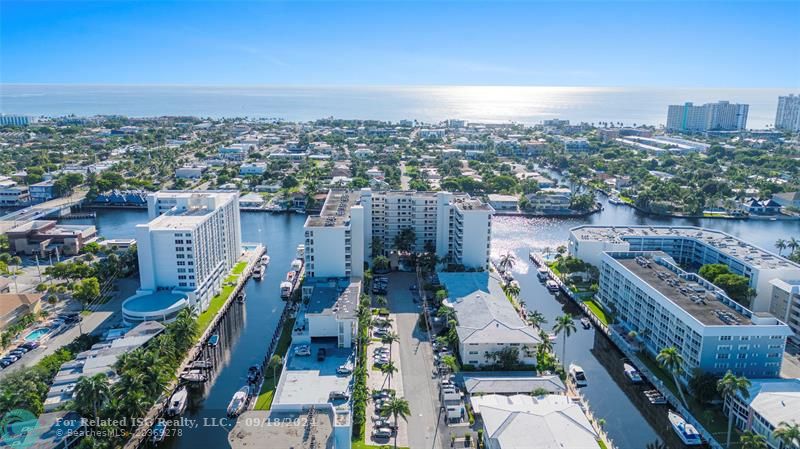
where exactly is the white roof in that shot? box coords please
[742,379,800,427]
[472,394,599,449]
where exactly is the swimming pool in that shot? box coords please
[24,327,52,342]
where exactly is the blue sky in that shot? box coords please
[1,1,798,87]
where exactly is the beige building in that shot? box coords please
[0,293,42,331]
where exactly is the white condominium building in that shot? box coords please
[568,225,800,313]
[123,191,242,324]
[768,279,800,344]
[666,101,749,132]
[304,189,493,279]
[775,94,800,132]
[597,252,791,382]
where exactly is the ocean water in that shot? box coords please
[0,84,789,128]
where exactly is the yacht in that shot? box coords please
[623,363,643,383]
[668,410,703,446]
[190,359,212,370]
[261,255,270,266]
[291,259,303,271]
[166,386,188,417]
[644,389,667,405]
[546,280,559,292]
[227,386,250,416]
[237,292,246,303]
[208,334,220,347]
[569,364,588,387]
[280,281,293,299]
[537,267,549,281]
[580,317,592,329]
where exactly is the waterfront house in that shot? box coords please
[772,191,800,209]
[724,378,800,449]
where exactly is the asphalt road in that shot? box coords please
[388,272,444,449]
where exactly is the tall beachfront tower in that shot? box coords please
[775,94,800,132]
[123,191,242,324]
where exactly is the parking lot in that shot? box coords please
[365,313,408,447]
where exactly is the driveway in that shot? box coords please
[387,272,444,449]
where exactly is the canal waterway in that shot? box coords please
[87,198,798,449]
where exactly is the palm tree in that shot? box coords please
[537,329,553,356]
[75,373,111,420]
[776,239,788,256]
[381,397,411,449]
[789,238,800,255]
[645,440,668,449]
[740,431,768,449]
[657,347,688,407]
[552,314,576,366]
[380,361,398,390]
[527,310,547,329]
[498,251,516,272]
[503,282,521,301]
[375,295,388,308]
[773,421,800,449]
[718,370,752,448]
[437,306,456,323]
[381,332,400,360]
[268,354,283,382]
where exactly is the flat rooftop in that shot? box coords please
[272,342,353,409]
[305,189,360,227]
[305,280,360,320]
[572,225,799,271]
[453,196,493,212]
[617,256,752,326]
[229,410,334,449]
[122,291,187,313]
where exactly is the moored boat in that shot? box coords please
[227,386,250,416]
[191,359,212,369]
[237,292,246,303]
[180,369,208,383]
[151,421,167,444]
[166,386,188,417]
[261,255,270,266]
[253,265,264,281]
[668,410,703,446]
[537,267,549,281]
[644,389,667,404]
[546,280,559,292]
[569,363,588,387]
[623,363,643,383]
[208,334,220,347]
[580,317,592,329]
[280,281,293,298]
[291,258,303,271]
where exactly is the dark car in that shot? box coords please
[21,341,40,350]
[317,347,326,361]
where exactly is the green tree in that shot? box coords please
[718,371,751,448]
[645,441,668,449]
[775,239,788,256]
[380,397,411,449]
[552,314,576,367]
[379,361,398,390]
[657,346,688,407]
[268,354,283,382]
[74,373,111,420]
[773,421,800,449]
[73,277,101,309]
[526,310,547,329]
[381,332,400,360]
[739,431,768,449]
[699,263,731,282]
[498,251,516,272]
[714,273,754,306]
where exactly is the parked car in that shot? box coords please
[317,347,327,361]
[373,419,398,430]
[0,359,15,368]
[21,341,40,350]
[329,391,349,400]
[294,345,311,356]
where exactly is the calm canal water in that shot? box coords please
[89,200,798,449]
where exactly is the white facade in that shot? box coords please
[569,225,800,313]
[239,162,267,175]
[124,191,242,323]
[175,165,208,179]
[0,178,29,206]
[597,252,791,382]
[775,94,800,132]
[666,101,749,132]
[768,279,800,344]
[304,189,493,279]
[724,379,800,449]
[525,188,572,211]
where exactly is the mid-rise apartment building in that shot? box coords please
[775,94,800,132]
[123,191,242,324]
[597,252,791,382]
[568,225,800,314]
[768,279,800,344]
[666,101,749,132]
[303,189,493,279]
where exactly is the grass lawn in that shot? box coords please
[224,274,238,284]
[597,439,608,449]
[253,318,295,410]
[351,438,408,449]
[637,352,739,446]
[582,299,609,326]
[196,283,236,334]
[232,261,247,275]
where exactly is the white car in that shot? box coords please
[294,345,311,356]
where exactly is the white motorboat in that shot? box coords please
[260,255,270,266]
[580,317,592,329]
[227,386,250,416]
[291,259,303,271]
[569,363,588,387]
[150,421,167,444]
[623,363,643,383]
[190,359,212,369]
[280,281,293,298]
[546,280,559,292]
[668,410,703,446]
[644,389,667,405]
[537,267,549,281]
[166,386,188,417]
[237,292,246,303]
[180,369,208,383]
